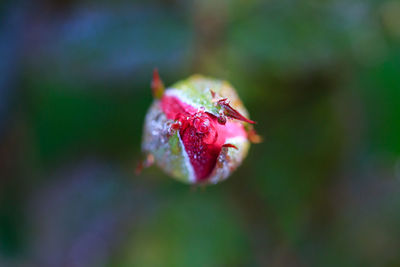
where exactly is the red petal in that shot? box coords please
[160,95,247,181]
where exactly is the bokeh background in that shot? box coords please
[1,0,400,266]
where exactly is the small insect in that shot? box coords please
[138,69,261,185]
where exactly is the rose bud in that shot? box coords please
[139,70,260,185]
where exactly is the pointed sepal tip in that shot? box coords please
[151,68,165,99]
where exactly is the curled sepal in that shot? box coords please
[151,68,165,99]
[217,99,256,124]
[222,143,238,150]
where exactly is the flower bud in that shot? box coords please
[141,74,258,185]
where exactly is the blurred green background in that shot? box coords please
[1,0,400,266]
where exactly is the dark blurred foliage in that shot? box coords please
[1,0,400,266]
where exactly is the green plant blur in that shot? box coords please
[1,0,400,266]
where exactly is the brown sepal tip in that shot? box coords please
[151,68,165,99]
[247,128,263,144]
[135,154,155,175]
